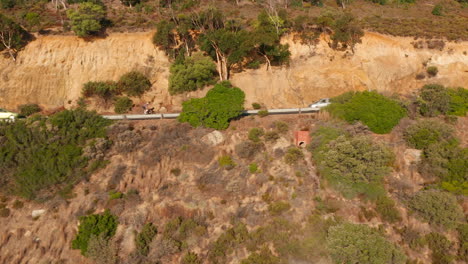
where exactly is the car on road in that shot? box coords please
[309,98,331,108]
[0,108,18,122]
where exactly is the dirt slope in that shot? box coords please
[0,31,467,112]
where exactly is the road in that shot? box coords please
[102,107,321,120]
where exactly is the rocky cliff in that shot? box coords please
[0,31,467,111]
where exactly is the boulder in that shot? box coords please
[31,209,46,218]
[201,131,225,146]
[403,149,422,166]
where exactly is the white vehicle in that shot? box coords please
[0,108,18,122]
[309,98,331,108]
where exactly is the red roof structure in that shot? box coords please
[294,131,310,147]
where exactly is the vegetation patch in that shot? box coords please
[113,96,133,114]
[403,119,454,150]
[135,223,158,256]
[326,91,406,134]
[18,104,41,117]
[117,71,151,97]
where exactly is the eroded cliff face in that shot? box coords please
[0,31,467,111]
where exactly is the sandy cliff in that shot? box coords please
[0,31,467,111]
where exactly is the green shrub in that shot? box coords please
[249,163,258,173]
[108,190,124,200]
[418,84,451,117]
[12,200,23,209]
[218,155,236,170]
[426,66,439,76]
[447,87,468,116]
[169,52,217,95]
[18,104,41,117]
[264,131,280,142]
[241,247,280,264]
[248,128,264,142]
[431,5,443,16]
[0,207,10,217]
[258,110,269,117]
[235,141,263,159]
[113,96,133,114]
[457,224,468,262]
[327,223,407,264]
[66,2,106,37]
[82,81,119,101]
[326,91,406,134]
[208,222,249,263]
[170,168,181,176]
[284,147,304,165]
[315,135,393,200]
[135,223,157,256]
[179,81,245,130]
[425,232,454,263]
[403,119,454,150]
[118,71,151,97]
[268,201,291,215]
[0,0,15,9]
[71,210,118,256]
[252,102,261,109]
[408,190,464,228]
[375,196,401,223]
[274,121,289,134]
[0,109,111,199]
[182,251,202,264]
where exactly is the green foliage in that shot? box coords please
[408,190,464,228]
[182,251,201,264]
[71,210,118,256]
[403,119,454,150]
[0,109,111,199]
[0,0,15,9]
[258,110,269,117]
[252,102,262,109]
[426,66,439,76]
[264,131,280,142]
[241,247,280,264]
[314,134,393,200]
[326,91,406,134]
[0,14,30,54]
[249,163,258,173]
[153,20,177,57]
[375,196,401,223]
[432,4,443,16]
[135,223,157,256]
[82,81,119,100]
[113,96,133,114]
[121,0,140,6]
[274,121,289,134]
[418,84,451,117]
[268,201,291,215]
[327,223,407,264]
[108,190,123,200]
[367,0,387,5]
[209,222,249,263]
[67,2,106,37]
[12,199,23,209]
[178,81,245,130]
[18,104,41,117]
[284,147,304,165]
[424,232,454,263]
[169,52,217,95]
[248,127,264,142]
[117,71,151,97]
[457,224,468,262]
[447,87,468,116]
[331,13,364,51]
[218,155,236,169]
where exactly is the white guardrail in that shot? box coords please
[102,107,321,120]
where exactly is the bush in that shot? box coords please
[113,96,133,114]
[431,4,443,16]
[403,119,454,150]
[284,147,304,165]
[425,233,454,263]
[268,201,291,215]
[179,81,245,130]
[0,0,15,9]
[218,155,235,170]
[447,87,468,116]
[258,110,269,117]
[248,128,264,142]
[375,196,401,223]
[408,190,464,228]
[249,163,258,173]
[71,210,118,256]
[135,223,157,256]
[86,233,119,264]
[18,104,41,117]
[274,121,289,134]
[108,190,124,200]
[67,2,106,37]
[169,52,217,95]
[0,207,10,217]
[418,84,451,117]
[0,109,111,199]
[457,224,468,262]
[264,131,280,142]
[426,66,439,76]
[182,251,201,264]
[235,141,263,159]
[315,135,393,200]
[118,71,151,97]
[326,91,406,134]
[241,247,280,264]
[327,223,407,264]
[252,102,261,109]
[82,81,119,101]
[12,200,23,209]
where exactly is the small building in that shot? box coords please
[294,131,310,147]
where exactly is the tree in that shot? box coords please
[0,0,15,9]
[178,81,245,129]
[169,52,217,94]
[67,2,106,37]
[331,12,364,52]
[408,190,464,228]
[0,14,30,61]
[418,84,451,117]
[117,71,152,97]
[327,223,407,264]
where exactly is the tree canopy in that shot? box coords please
[178,81,245,130]
[67,2,106,37]
[0,13,30,60]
